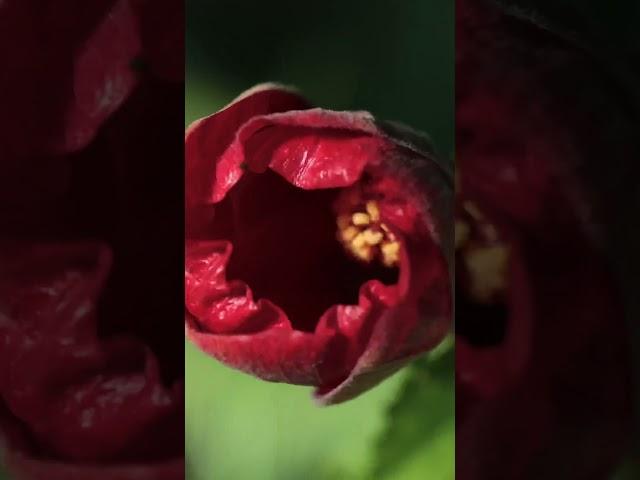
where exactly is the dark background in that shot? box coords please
[506,0,640,471]
[187,0,454,155]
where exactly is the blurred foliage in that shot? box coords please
[372,338,454,480]
[187,0,454,155]
[186,340,454,480]
[186,342,409,480]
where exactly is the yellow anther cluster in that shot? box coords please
[456,201,509,303]
[352,212,370,226]
[464,245,509,303]
[362,229,384,245]
[381,241,400,266]
[365,201,380,221]
[337,201,400,267]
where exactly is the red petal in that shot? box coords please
[0,0,140,157]
[237,109,386,189]
[59,0,141,153]
[185,240,287,335]
[0,244,182,463]
[315,235,451,404]
[185,84,312,208]
[3,453,183,480]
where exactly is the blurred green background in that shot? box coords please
[185,0,454,479]
[186,0,454,155]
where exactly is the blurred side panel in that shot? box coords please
[456,0,639,478]
[0,1,185,479]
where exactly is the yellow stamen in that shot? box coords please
[464,245,508,303]
[362,229,384,246]
[352,245,373,261]
[336,196,400,268]
[352,212,370,226]
[381,241,400,266]
[365,201,380,222]
[352,232,368,249]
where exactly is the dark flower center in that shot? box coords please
[213,169,399,332]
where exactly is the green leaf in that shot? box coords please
[371,339,454,480]
[186,341,408,480]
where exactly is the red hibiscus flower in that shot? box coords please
[185,84,453,404]
[455,0,634,478]
[0,1,184,478]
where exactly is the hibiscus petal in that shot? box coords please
[185,84,312,207]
